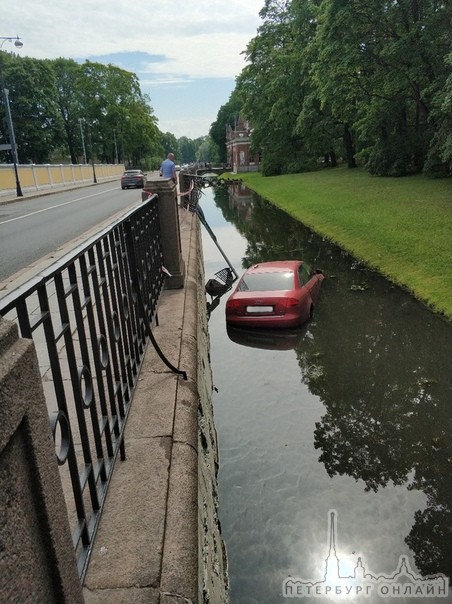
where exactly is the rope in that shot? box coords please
[177,179,194,197]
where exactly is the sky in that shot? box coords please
[1,0,264,139]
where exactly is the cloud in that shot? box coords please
[1,0,264,138]
[140,32,254,79]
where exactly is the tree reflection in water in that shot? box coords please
[213,183,452,583]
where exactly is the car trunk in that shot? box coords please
[232,290,294,316]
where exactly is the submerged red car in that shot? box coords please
[225,260,324,328]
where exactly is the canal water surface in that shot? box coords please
[198,184,452,604]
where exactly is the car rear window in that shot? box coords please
[238,271,294,291]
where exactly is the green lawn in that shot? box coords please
[222,168,452,320]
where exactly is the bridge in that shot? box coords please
[0,175,229,603]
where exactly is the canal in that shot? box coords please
[199,183,452,604]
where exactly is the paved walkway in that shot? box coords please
[82,207,200,604]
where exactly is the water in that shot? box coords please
[199,184,452,604]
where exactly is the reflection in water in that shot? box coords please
[227,324,309,352]
[204,184,452,603]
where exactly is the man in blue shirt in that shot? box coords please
[160,153,177,182]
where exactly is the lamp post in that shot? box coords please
[79,118,87,164]
[88,127,97,183]
[0,36,23,50]
[1,87,23,196]
[113,129,119,164]
[91,155,97,183]
[1,35,24,197]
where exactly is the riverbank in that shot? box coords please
[225,168,452,320]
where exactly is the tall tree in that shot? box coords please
[53,58,85,163]
[1,53,162,168]
[79,61,159,167]
[237,0,308,175]
[222,0,451,177]
[177,136,196,163]
[209,89,243,164]
[311,0,451,175]
[0,53,62,163]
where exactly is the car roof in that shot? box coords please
[245,260,302,273]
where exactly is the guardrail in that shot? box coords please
[0,194,164,579]
[0,163,125,196]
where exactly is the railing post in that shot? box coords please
[142,178,185,289]
[0,317,83,603]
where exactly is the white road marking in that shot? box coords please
[0,187,118,225]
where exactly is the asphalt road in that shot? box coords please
[0,181,145,284]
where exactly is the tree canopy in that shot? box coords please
[0,52,211,169]
[210,0,452,177]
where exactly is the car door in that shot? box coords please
[299,262,321,300]
[305,262,324,301]
[295,263,312,320]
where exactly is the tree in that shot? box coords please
[238,0,308,175]
[221,0,451,177]
[424,51,452,176]
[209,90,243,164]
[0,52,63,163]
[161,132,178,158]
[1,53,162,168]
[177,136,196,163]
[53,58,85,163]
[79,61,160,168]
[311,0,451,175]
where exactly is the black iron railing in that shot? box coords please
[0,194,165,579]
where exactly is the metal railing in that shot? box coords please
[0,194,165,579]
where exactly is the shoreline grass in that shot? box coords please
[222,168,452,320]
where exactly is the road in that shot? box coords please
[0,181,146,285]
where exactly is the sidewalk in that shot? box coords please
[83,207,201,604]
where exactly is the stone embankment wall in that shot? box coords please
[195,220,230,603]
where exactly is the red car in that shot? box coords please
[225,260,324,328]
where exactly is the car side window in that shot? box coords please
[298,263,312,286]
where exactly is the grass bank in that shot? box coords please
[223,168,452,320]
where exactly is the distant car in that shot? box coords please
[121,170,146,189]
[225,260,324,328]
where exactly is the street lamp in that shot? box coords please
[0,36,23,50]
[79,118,87,164]
[1,35,24,197]
[1,87,23,196]
[113,129,119,164]
[87,127,97,184]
